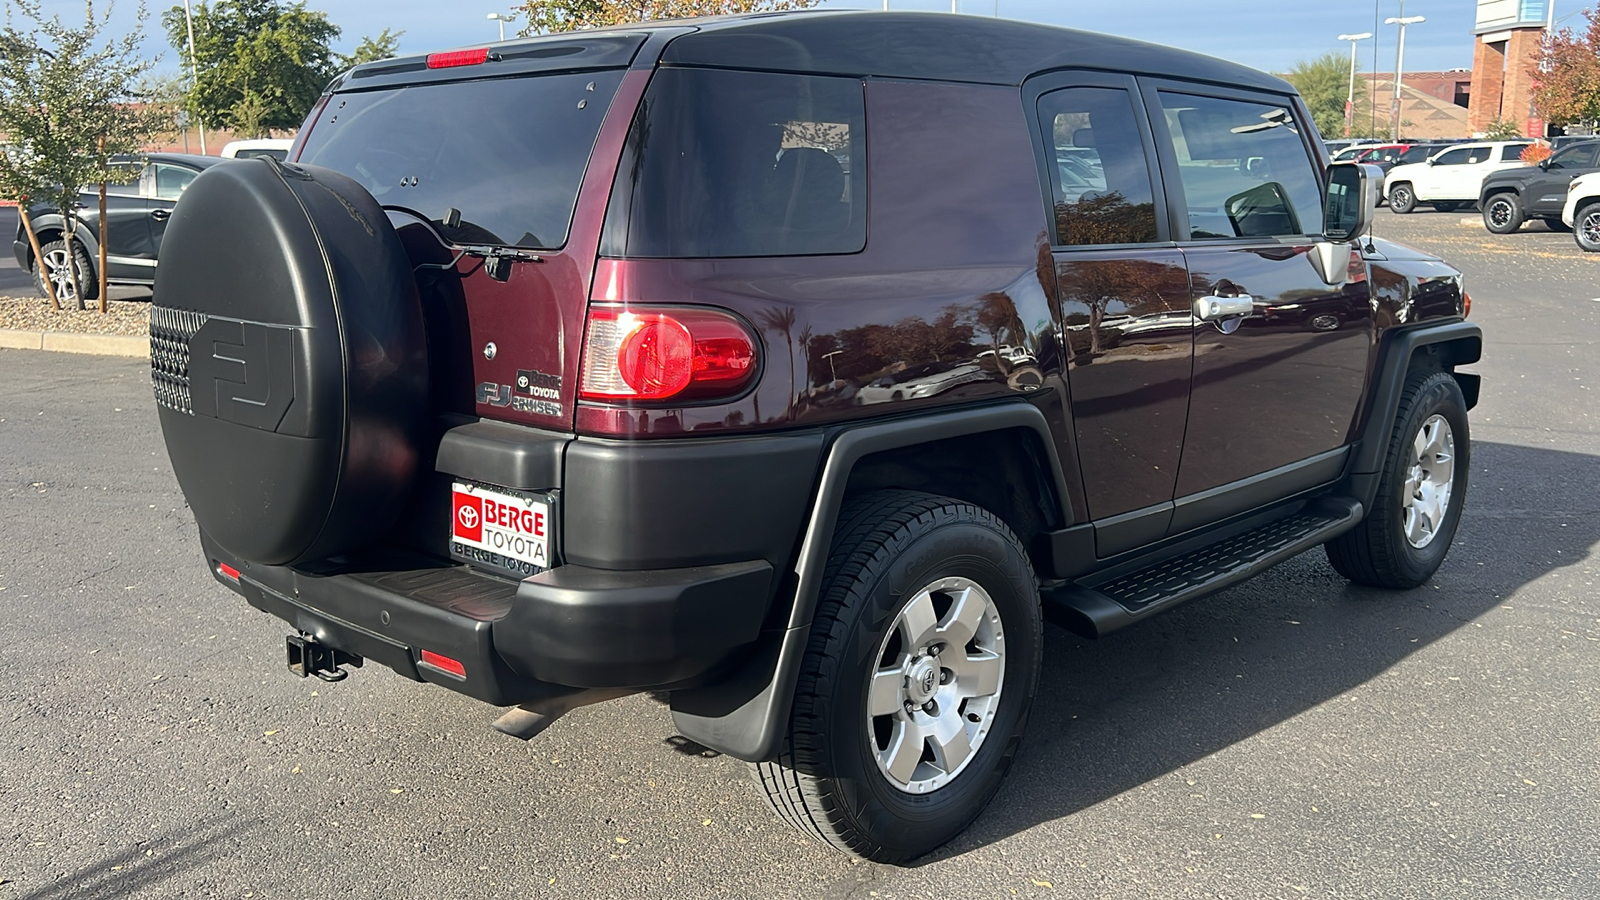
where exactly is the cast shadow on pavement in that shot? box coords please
[922,439,1600,862]
[13,817,255,900]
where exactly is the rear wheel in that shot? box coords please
[1326,368,1469,588]
[1576,202,1600,252]
[1388,184,1416,214]
[755,491,1041,863]
[1482,193,1523,233]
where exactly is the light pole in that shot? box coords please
[487,12,516,41]
[183,0,206,155]
[1337,32,1372,138]
[1385,13,1424,141]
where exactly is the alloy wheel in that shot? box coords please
[1581,209,1600,250]
[42,248,79,302]
[1403,414,1455,549]
[867,576,1005,794]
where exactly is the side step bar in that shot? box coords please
[1043,496,1363,639]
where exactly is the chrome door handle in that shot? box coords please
[1195,294,1254,321]
[150,209,170,221]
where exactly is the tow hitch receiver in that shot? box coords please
[286,634,363,682]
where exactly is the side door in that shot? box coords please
[95,162,156,282]
[1028,73,1194,556]
[1413,145,1474,200]
[1144,82,1372,534]
[149,162,202,257]
[1527,143,1600,216]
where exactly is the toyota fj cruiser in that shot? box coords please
[150,12,1480,863]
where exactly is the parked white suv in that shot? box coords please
[1562,171,1600,252]
[1384,141,1532,213]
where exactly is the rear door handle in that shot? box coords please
[150,209,171,221]
[1194,294,1254,321]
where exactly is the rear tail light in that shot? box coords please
[427,48,490,69]
[579,306,758,402]
[1463,291,1472,318]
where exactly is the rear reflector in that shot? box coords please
[1463,291,1472,318]
[217,562,241,582]
[427,48,490,69]
[420,650,466,678]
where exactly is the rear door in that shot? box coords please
[1527,142,1600,216]
[148,162,201,257]
[1030,72,1193,556]
[1146,82,1371,533]
[93,163,155,281]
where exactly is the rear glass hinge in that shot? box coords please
[462,245,545,282]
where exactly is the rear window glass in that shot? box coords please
[607,67,866,258]
[298,70,625,249]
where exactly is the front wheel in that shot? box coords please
[1326,368,1469,588]
[754,491,1042,863]
[1482,194,1523,233]
[32,238,98,307]
[1388,184,1417,214]
[1575,203,1600,252]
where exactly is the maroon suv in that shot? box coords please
[150,12,1480,863]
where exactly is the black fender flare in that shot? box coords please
[1345,319,1481,508]
[670,401,1070,761]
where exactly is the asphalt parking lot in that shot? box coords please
[1,208,1597,899]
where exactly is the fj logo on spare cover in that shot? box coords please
[182,317,303,435]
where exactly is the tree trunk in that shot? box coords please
[61,210,85,311]
[18,203,59,311]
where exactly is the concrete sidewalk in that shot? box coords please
[0,328,147,357]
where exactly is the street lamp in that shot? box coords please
[1337,32,1372,138]
[487,12,516,41]
[1385,14,1425,141]
[183,0,206,155]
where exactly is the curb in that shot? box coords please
[0,328,148,358]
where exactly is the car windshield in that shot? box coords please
[298,69,626,249]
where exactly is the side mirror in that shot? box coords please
[1324,162,1379,243]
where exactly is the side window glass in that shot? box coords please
[1500,145,1527,162]
[154,164,197,201]
[1036,86,1158,246]
[103,163,142,198]
[1433,148,1470,166]
[1157,91,1323,240]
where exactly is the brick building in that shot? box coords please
[1467,0,1549,136]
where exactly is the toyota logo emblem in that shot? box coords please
[457,505,480,529]
[920,669,937,694]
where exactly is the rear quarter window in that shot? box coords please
[605,68,867,258]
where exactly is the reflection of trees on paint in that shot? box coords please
[1054,191,1157,247]
[975,292,1025,361]
[805,303,979,385]
[1058,259,1188,357]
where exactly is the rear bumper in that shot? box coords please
[205,531,773,706]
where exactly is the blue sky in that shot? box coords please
[34,0,1533,76]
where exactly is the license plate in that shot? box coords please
[450,481,552,578]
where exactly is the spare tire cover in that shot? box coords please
[151,160,428,566]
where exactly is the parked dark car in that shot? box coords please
[12,152,220,303]
[1479,138,1600,233]
[147,12,1480,863]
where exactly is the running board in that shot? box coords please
[1043,497,1363,639]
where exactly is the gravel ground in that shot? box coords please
[0,293,151,336]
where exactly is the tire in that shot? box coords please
[1576,202,1600,253]
[1482,193,1523,234]
[1326,368,1470,589]
[151,160,429,566]
[1388,183,1416,214]
[754,490,1042,863]
[32,238,98,307]
[1541,217,1572,233]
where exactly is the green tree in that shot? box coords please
[1534,8,1600,126]
[162,0,338,135]
[340,27,401,68]
[520,0,817,35]
[1482,117,1526,140]
[1283,51,1369,141]
[0,0,161,310]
